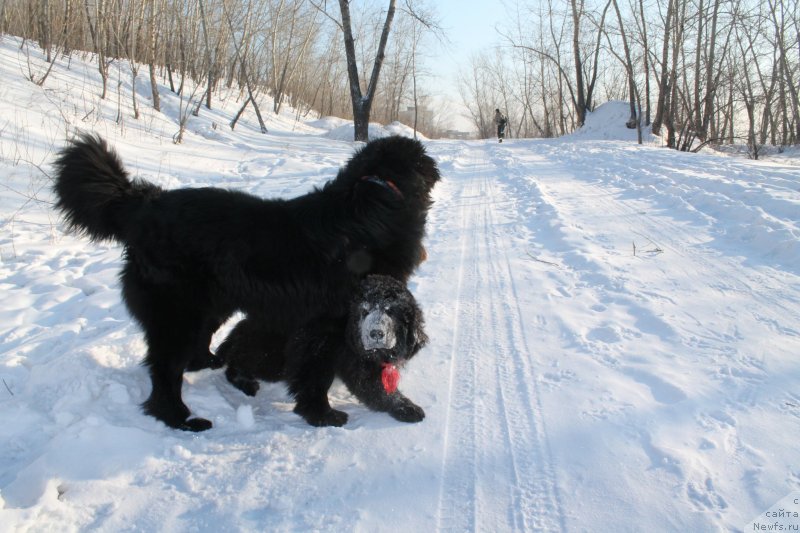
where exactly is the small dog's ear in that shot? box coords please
[406,316,428,356]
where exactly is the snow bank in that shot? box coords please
[568,100,658,142]
[324,121,427,142]
[305,116,350,131]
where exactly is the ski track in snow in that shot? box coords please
[433,143,563,532]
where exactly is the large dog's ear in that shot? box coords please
[353,176,405,210]
[350,178,405,242]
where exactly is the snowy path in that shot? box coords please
[421,138,800,531]
[430,144,563,532]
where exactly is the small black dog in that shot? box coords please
[52,134,439,431]
[224,275,427,426]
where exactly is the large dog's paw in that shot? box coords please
[180,417,213,432]
[295,406,349,427]
[389,400,425,423]
[143,394,213,431]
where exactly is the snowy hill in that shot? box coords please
[568,100,658,142]
[2,36,800,532]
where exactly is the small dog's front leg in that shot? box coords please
[293,396,348,427]
[386,392,425,423]
[286,327,348,427]
[343,368,425,423]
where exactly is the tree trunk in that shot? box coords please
[198,0,213,110]
[652,0,674,135]
[611,0,638,129]
[339,0,397,142]
[699,0,721,140]
[148,0,160,112]
[224,2,267,133]
[770,0,800,143]
[570,0,587,126]
[638,0,651,125]
[84,0,108,99]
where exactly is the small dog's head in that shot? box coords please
[348,275,427,364]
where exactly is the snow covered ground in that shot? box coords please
[2,37,800,532]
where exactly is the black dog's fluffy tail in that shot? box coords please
[52,133,159,242]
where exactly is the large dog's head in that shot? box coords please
[329,136,440,281]
[344,136,440,205]
[347,275,427,365]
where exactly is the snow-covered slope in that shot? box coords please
[567,100,657,142]
[2,37,800,532]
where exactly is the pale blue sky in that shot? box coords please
[435,1,504,88]
[430,1,505,129]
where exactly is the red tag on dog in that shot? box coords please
[381,363,400,394]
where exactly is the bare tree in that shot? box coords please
[197,0,214,110]
[337,0,396,141]
[608,0,639,129]
[270,0,320,115]
[570,0,588,125]
[735,9,760,158]
[147,0,161,112]
[83,0,109,99]
[652,0,675,136]
[768,0,800,143]
[3,0,797,149]
[632,0,651,125]
[123,0,148,120]
[458,52,501,138]
[223,0,268,133]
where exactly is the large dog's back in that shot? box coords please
[53,134,160,242]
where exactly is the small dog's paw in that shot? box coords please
[186,351,222,371]
[390,401,425,423]
[206,354,225,369]
[322,409,349,427]
[180,417,213,432]
[237,379,260,397]
[226,368,260,397]
[297,407,349,427]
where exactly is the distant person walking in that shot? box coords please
[494,109,507,142]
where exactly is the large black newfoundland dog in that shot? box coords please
[53,134,439,431]
[225,275,428,426]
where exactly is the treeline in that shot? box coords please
[0,0,449,139]
[460,0,799,156]
[4,0,797,151]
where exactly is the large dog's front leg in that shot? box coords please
[141,337,213,432]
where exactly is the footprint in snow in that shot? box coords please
[623,367,688,404]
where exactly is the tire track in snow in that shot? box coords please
[435,143,563,532]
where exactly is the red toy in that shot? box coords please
[381,363,400,394]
